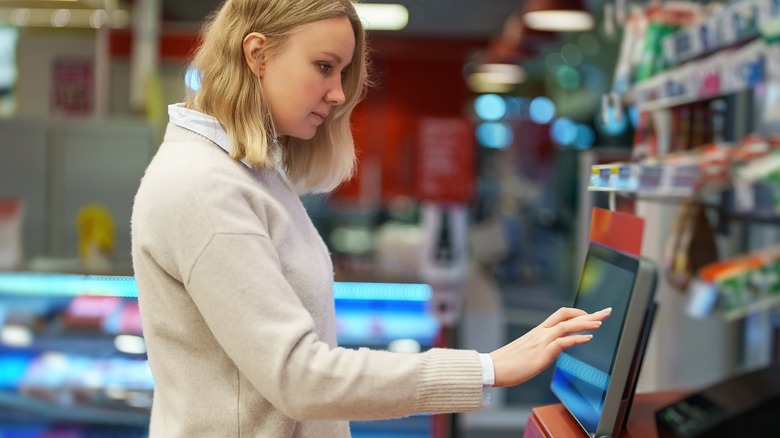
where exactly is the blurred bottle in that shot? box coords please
[0,198,23,270]
[77,203,115,272]
[434,210,453,266]
[419,202,469,326]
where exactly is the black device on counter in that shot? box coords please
[550,241,658,438]
[655,362,780,438]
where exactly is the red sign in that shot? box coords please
[416,118,474,202]
[589,207,645,257]
[51,58,93,116]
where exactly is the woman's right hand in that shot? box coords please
[489,307,612,388]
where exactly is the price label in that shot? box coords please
[686,279,719,319]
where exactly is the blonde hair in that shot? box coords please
[187,0,368,193]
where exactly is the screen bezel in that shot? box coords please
[550,241,656,438]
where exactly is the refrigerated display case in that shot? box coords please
[0,272,441,437]
[0,273,150,436]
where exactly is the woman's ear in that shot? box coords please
[242,32,267,77]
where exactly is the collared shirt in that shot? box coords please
[166,102,494,406]
[168,103,232,156]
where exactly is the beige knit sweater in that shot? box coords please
[131,124,483,437]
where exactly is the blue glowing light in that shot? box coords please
[0,273,432,303]
[185,66,201,92]
[476,122,513,149]
[551,117,577,146]
[474,94,507,121]
[333,282,432,302]
[556,351,609,391]
[551,352,611,434]
[574,124,596,149]
[0,27,18,90]
[0,354,33,389]
[504,97,529,120]
[0,273,138,298]
[596,106,628,136]
[529,97,556,124]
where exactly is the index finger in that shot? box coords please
[543,307,612,328]
[542,307,587,327]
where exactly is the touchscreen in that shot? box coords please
[550,248,637,435]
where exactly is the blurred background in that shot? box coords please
[1,0,780,437]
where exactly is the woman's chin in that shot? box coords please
[289,129,317,141]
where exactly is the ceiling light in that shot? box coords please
[10,8,28,25]
[466,63,525,94]
[355,3,408,31]
[466,75,514,94]
[479,63,525,84]
[50,8,69,27]
[89,8,105,28]
[0,6,129,28]
[523,0,595,32]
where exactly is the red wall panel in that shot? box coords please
[109,30,486,204]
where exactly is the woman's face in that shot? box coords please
[260,16,355,140]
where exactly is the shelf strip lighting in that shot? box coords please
[333,282,432,302]
[0,273,433,302]
[0,273,137,297]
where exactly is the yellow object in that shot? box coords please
[77,203,115,262]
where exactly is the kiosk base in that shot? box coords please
[524,391,690,438]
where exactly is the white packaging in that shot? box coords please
[0,199,23,269]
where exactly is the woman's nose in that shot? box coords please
[326,80,346,106]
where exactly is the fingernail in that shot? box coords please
[587,334,594,339]
[602,307,612,313]
[594,321,602,326]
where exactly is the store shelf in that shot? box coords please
[0,271,448,431]
[0,391,149,426]
[588,186,695,199]
[602,0,780,394]
[588,161,703,200]
[720,210,780,225]
[721,294,780,322]
[637,91,733,113]
[663,0,765,66]
[590,183,780,225]
[586,140,780,208]
[632,36,770,113]
[5,334,117,355]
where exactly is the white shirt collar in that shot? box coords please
[168,103,233,156]
[168,103,295,188]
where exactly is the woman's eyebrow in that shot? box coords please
[321,51,345,65]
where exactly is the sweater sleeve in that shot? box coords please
[185,232,484,421]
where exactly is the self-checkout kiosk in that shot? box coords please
[526,208,780,438]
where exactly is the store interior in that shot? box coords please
[2,0,780,437]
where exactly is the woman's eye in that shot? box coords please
[319,63,333,74]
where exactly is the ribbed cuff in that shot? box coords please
[414,348,484,414]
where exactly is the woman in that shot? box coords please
[131,0,611,436]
